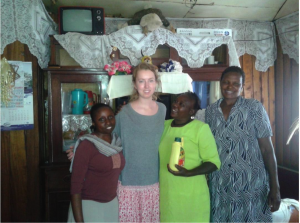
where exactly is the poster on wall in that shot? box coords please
[1,61,34,131]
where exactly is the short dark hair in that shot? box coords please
[182,91,201,111]
[220,66,245,84]
[90,103,113,132]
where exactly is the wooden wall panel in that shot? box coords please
[10,130,28,220]
[268,66,276,147]
[290,60,299,170]
[1,132,11,221]
[261,70,269,115]
[1,41,41,222]
[242,54,254,99]
[282,55,292,167]
[24,45,43,221]
[252,60,262,101]
[275,34,299,172]
[240,54,276,147]
[275,36,284,165]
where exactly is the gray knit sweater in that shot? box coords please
[114,102,166,186]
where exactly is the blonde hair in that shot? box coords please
[129,62,160,102]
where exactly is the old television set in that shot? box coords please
[59,6,105,35]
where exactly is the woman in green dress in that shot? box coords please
[159,92,221,222]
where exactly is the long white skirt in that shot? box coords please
[67,197,119,222]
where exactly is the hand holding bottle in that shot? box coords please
[167,164,191,177]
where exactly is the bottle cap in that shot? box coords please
[174,137,181,142]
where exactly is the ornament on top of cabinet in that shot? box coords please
[159,59,182,73]
[141,54,158,71]
[119,8,175,34]
[104,61,132,76]
[140,13,163,36]
[140,49,158,71]
[141,55,152,64]
[110,46,118,59]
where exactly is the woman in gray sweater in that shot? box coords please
[114,62,166,222]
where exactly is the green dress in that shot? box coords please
[159,119,221,222]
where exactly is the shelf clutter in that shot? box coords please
[62,114,91,132]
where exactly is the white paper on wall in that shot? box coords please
[1,61,34,131]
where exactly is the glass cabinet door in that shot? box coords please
[47,69,109,163]
[61,82,101,152]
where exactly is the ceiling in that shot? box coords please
[42,0,299,22]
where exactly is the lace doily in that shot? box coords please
[198,19,277,71]
[109,26,170,66]
[55,26,240,69]
[104,18,277,72]
[166,30,240,68]
[1,0,58,68]
[275,12,299,64]
[54,32,113,69]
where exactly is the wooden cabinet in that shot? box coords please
[45,69,109,162]
[41,68,109,221]
[42,164,71,222]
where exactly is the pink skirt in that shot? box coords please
[117,181,160,222]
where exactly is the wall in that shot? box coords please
[239,54,276,147]
[1,41,42,222]
[275,36,299,171]
[274,35,299,199]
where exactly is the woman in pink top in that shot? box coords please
[67,103,125,222]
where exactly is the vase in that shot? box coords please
[115,71,127,75]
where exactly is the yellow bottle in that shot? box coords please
[169,137,185,171]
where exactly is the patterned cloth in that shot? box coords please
[1,0,57,68]
[275,12,299,64]
[205,96,273,222]
[117,181,160,223]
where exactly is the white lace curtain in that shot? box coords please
[105,17,277,72]
[54,26,240,70]
[1,0,298,70]
[55,18,276,72]
[275,12,299,64]
[1,0,58,68]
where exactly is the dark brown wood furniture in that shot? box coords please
[41,68,109,222]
